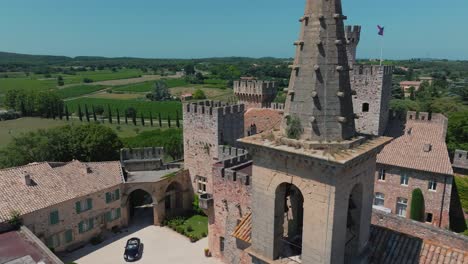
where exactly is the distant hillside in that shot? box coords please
[0,52,72,65]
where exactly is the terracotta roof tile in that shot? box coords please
[377,118,453,175]
[232,212,252,243]
[0,161,123,222]
[244,108,282,135]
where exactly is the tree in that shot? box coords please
[83,78,93,83]
[163,132,183,160]
[150,112,154,127]
[408,87,416,101]
[184,64,196,75]
[57,76,64,86]
[193,89,206,100]
[65,105,70,121]
[92,106,97,122]
[447,110,468,155]
[405,67,414,81]
[132,114,137,126]
[141,113,145,126]
[85,105,90,122]
[168,115,171,128]
[117,109,121,124]
[176,111,180,128]
[125,107,137,120]
[107,105,112,124]
[94,105,104,116]
[147,81,171,101]
[158,113,162,127]
[78,105,83,121]
[125,112,128,124]
[410,188,425,222]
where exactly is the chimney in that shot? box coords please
[83,165,92,174]
[423,144,432,152]
[23,172,32,186]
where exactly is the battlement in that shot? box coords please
[345,25,361,43]
[120,147,164,161]
[184,100,245,116]
[353,65,394,76]
[233,80,277,95]
[218,145,248,161]
[406,111,448,124]
[453,150,468,171]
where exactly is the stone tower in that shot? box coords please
[282,0,356,142]
[345,26,394,136]
[234,78,277,109]
[183,101,245,193]
[239,0,391,263]
[345,25,361,67]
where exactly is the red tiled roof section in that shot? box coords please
[244,108,283,134]
[0,161,123,222]
[377,117,453,175]
[232,212,252,243]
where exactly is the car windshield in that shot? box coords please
[127,240,138,249]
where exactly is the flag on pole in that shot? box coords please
[377,25,385,36]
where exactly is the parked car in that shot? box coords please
[124,237,143,262]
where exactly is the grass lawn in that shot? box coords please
[59,69,143,85]
[0,77,56,94]
[112,82,155,93]
[88,92,145,100]
[183,215,208,237]
[65,98,182,119]
[57,85,107,99]
[0,117,164,148]
[170,86,233,102]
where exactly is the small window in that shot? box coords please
[220,236,225,252]
[400,174,409,186]
[46,234,60,249]
[428,180,437,191]
[425,213,433,223]
[362,103,369,112]
[374,192,385,207]
[78,218,94,234]
[64,230,73,244]
[49,210,59,225]
[196,176,207,194]
[396,197,408,217]
[378,169,386,181]
[106,208,121,222]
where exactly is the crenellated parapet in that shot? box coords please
[183,100,245,117]
[352,65,394,77]
[218,145,248,161]
[234,79,278,109]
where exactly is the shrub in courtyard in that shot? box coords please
[410,188,425,222]
[186,225,194,232]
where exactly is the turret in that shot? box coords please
[345,25,361,67]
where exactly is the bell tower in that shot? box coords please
[239,0,391,263]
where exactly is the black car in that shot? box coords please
[124,237,143,262]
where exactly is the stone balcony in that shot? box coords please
[198,193,213,210]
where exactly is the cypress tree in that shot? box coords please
[410,188,425,222]
[58,105,63,120]
[117,109,120,124]
[141,113,145,126]
[158,113,162,127]
[85,104,90,122]
[125,112,128,124]
[176,111,180,128]
[168,115,171,127]
[132,113,137,126]
[108,105,112,124]
[78,105,83,121]
[65,105,69,121]
[20,101,26,116]
[150,112,154,127]
[92,105,97,122]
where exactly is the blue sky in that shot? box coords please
[0,0,466,60]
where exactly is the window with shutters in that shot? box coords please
[106,208,122,222]
[49,210,59,225]
[105,189,121,203]
[63,230,73,244]
[78,218,94,234]
[46,234,60,249]
[75,198,93,214]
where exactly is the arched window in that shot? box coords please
[362,103,369,112]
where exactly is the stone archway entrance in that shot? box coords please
[274,183,304,261]
[128,189,154,226]
[165,182,184,218]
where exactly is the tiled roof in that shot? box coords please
[232,212,252,243]
[244,108,283,134]
[400,81,422,86]
[377,118,453,175]
[368,225,468,264]
[0,161,123,222]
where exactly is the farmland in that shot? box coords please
[58,69,144,85]
[65,98,182,119]
[57,85,106,99]
[0,77,56,94]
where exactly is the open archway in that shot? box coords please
[273,183,304,261]
[128,189,154,226]
[345,184,363,260]
[165,181,184,218]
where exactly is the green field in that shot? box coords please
[0,77,56,94]
[57,85,106,99]
[58,69,143,85]
[112,82,154,92]
[0,117,168,147]
[65,98,182,118]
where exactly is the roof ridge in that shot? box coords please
[0,162,50,172]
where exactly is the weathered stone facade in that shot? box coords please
[183,101,245,193]
[234,79,277,109]
[373,165,452,228]
[345,26,393,136]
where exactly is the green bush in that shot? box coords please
[410,188,425,222]
[286,116,303,139]
[7,210,22,229]
[186,225,194,232]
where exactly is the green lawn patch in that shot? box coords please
[164,214,208,242]
[113,82,154,93]
[60,69,143,85]
[165,78,188,88]
[57,85,106,99]
[0,77,56,94]
[65,98,182,119]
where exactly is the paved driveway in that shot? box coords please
[61,211,220,264]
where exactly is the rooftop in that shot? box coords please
[244,108,283,134]
[0,161,123,222]
[378,114,453,175]
[125,168,181,183]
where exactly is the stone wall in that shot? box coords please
[22,184,126,252]
[120,147,165,172]
[208,160,252,264]
[371,209,468,252]
[345,25,361,67]
[453,150,468,175]
[234,80,277,109]
[183,101,245,193]
[374,164,452,228]
[351,65,393,136]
